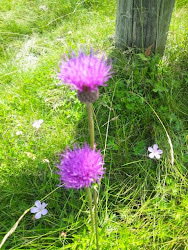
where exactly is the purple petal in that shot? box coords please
[41,209,48,215]
[30,207,39,213]
[41,202,47,209]
[35,212,42,219]
[148,147,154,153]
[153,144,158,151]
[35,200,41,208]
[157,150,163,154]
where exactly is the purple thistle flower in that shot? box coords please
[58,48,113,93]
[56,143,105,189]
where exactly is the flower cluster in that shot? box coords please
[56,143,105,189]
[28,47,165,227]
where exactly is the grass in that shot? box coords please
[0,0,188,249]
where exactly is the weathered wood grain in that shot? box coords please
[115,0,175,54]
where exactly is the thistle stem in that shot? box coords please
[86,187,94,232]
[86,102,99,250]
[93,185,99,250]
[86,103,95,150]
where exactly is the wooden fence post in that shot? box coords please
[115,0,175,54]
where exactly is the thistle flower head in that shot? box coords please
[56,143,105,189]
[58,48,113,93]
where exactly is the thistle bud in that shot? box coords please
[77,87,99,103]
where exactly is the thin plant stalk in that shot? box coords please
[86,102,99,250]
[86,103,95,150]
[86,187,94,232]
[93,185,99,250]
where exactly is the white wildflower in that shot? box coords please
[148,144,163,159]
[30,200,48,219]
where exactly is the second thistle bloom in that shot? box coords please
[56,143,105,189]
[58,49,113,103]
